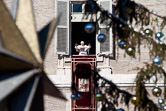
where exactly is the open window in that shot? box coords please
[71,1,96,13]
[72,4,82,13]
[55,0,112,56]
[71,22,96,55]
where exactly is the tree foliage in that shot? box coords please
[82,0,166,110]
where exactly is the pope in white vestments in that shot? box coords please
[75,41,91,55]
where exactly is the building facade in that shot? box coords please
[45,0,166,110]
[4,0,166,111]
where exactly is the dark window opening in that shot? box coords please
[71,22,96,55]
[85,1,96,13]
[73,4,82,12]
[85,4,92,13]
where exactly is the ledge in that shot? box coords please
[47,74,164,87]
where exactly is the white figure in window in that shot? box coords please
[75,41,91,55]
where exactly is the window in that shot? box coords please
[55,0,113,55]
[71,22,96,55]
[85,3,93,13]
[72,2,96,13]
[73,4,82,12]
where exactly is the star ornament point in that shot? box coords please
[0,0,66,110]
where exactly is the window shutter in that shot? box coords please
[97,0,112,55]
[55,0,70,54]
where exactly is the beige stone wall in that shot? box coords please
[32,0,59,75]
[111,0,166,74]
[44,88,71,111]
[40,0,166,110]
[40,0,166,75]
[114,86,163,110]
[4,0,166,75]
